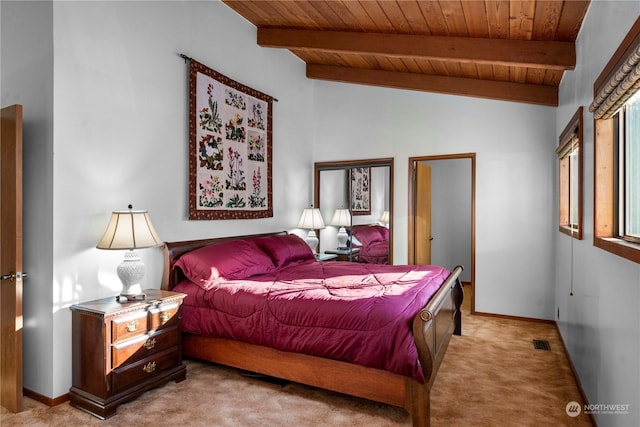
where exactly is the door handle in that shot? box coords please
[1,272,27,281]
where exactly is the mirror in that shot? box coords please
[314,158,394,264]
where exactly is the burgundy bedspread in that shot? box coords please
[356,240,389,264]
[173,261,450,383]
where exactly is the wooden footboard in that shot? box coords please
[162,236,463,427]
[413,265,464,384]
[409,265,464,425]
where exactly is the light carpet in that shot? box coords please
[1,305,593,426]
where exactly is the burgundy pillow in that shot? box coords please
[373,225,389,241]
[254,234,315,268]
[174,239,276,290]
[352,226,385,246]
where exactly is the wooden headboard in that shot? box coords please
[161,231,287,291]
[351,223,385,230]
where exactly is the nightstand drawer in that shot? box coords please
[148,302,180,331]
[111,327,178,368]
[111,311,148,343]
[112,348,180,394]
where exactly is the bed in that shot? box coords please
[350,224,390,264]
[161,231,463,427]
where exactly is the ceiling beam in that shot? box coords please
[306,64,558,106]
[258,28,575,70]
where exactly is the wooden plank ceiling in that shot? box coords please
[222,0,590,106]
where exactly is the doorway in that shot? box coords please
[408,153,476,313]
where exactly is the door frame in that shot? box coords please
[408,153,476,313]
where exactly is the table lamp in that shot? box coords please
[331,208,351,249]
[96,204,163,301]
[379,210,390,226]
[297,207,325,251]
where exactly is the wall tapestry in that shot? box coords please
[351,167,371,215]
[187,57,274,219]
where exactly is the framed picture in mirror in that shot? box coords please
[351,167,371,215]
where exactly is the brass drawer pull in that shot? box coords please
[125,320,139,332]
[142,361,156,373]
[143,338,156,350]
[160,311,171,323]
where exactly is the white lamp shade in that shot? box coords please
[96,209,163,250]
[96,207,162,301]
[379,210,390,224]
[298,208,326,230]
[331,209,351,227]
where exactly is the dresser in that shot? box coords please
[69,289,187,419]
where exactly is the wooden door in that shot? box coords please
[415,162,432,265]
[0,104,24,413]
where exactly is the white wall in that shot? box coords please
[317,169,348,251]
[311,81,557,319]
[1,0,56,398]
[425,159,472,283]
[5,0,314,398]
[556,3,640,426]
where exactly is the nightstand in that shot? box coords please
[69,289,187,419]
[325,248,360,262]
[315,253,338,262]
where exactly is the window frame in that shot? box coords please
[593,17,640,264]
[556,106,583,240]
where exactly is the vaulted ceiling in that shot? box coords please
[222,0,590,106]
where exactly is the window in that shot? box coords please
[617,91,640,243]
[556,107,583,239]
[591,16,640,264]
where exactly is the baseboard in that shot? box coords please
[23,388,69,407]
[472,311,555,324]
[553,322,598,427]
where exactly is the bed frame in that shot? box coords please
[161,232,463,427]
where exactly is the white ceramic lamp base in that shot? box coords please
[304,230,319,252]
[116,250,147,301]
[336,227,349,249]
